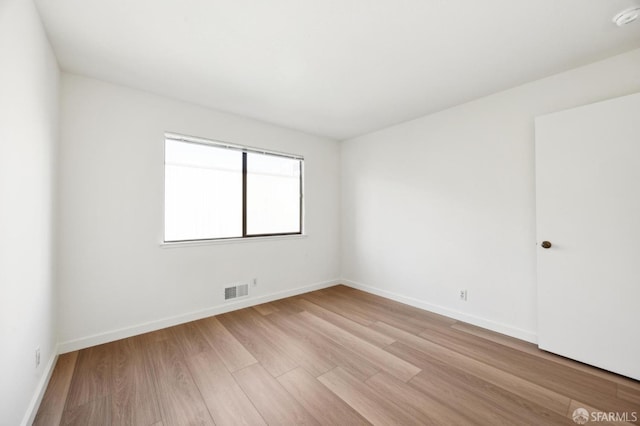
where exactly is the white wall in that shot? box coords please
[57,74,340,349]
[0,1,60,425]
[341,48,640,342]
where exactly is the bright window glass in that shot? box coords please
[247,153,301,235]
[164,140,242,241]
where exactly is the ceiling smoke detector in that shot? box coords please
[613,7,640,26]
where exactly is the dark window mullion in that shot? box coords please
[242,151,247,237]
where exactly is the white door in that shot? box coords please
[535,92,640,381]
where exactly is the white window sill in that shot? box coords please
[160,233,307,248]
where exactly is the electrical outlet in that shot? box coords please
[459,290,468,301]
[252,278,257,287]
[35,347,40,368]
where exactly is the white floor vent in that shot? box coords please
[225,283,249,301]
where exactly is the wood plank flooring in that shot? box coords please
[34,285,640,425]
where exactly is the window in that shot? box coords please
[164,133,303,242]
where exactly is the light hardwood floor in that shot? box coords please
[34,285,640,425]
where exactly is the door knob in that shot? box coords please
[541,241,552,249]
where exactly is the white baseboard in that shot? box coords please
[21,345,59,426]
[341,279,537,344]
[58,278,340,354]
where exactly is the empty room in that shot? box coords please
[2,0,640,425]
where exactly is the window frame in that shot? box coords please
[163,132,304,243]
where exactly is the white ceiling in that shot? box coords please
[36,0,640,140]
